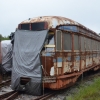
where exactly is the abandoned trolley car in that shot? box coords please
[11,16,100,95]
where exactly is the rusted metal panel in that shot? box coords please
[74,59,80,71]
[63,57,72,73]
[41,56,53,76]
[44,73,80,89]
[21,16,79,28]
[43,76,56,83]
[20,16,97,35]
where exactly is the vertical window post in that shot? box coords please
[71,33,74,72]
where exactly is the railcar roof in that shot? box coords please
[20,16,97,35]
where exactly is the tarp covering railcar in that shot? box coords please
[11,29,48,95]
[1,40,12,73]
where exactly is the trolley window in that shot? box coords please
[21,24,30,30]
[63,32,71,50]
[98,41,100,50]
[89,38,92,50]
[81,36,85,50]
[58,26,78,32]
[92,40,96,50]
[56,30,62,50]
[74,34,79,50]
[31,22,45,31]
[86,38,89,50]
[92,40,94,50]
[20,22,46,31]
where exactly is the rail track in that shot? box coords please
[0,91,56,100]
[0,79,57,100]
[0,91,18,100]
[0,79,17,100]
[0,70,100,100]
[0,79,11,88]
[34,71,100,100]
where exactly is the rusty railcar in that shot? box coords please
[17,16,100,90]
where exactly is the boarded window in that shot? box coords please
[96,41,99,50]
[56,30,62,50]
[88,38,92,50]
[95,41,97,50]
[92,40,94,50]
[97,41,99,50]
[74,34,79,50]
[98,41,100,50]
[94,40,96,50]
[92,40,96,50]
[86,38,88,50]
[86,38,91,50]
[81,36,85,50]
[63,32,71,50]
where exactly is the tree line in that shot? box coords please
[0,34,10,41]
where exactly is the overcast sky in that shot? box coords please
[0,0,100,36]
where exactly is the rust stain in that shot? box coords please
[20,16,97,35]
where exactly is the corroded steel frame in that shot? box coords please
[17,16,100,90]
[42,24,100,90]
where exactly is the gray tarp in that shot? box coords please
[11,29,48,95]
[1,40,12,73]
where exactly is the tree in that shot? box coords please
[0,34,10,41]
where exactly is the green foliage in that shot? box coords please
[65,77,100,100]
[0,34,10,41]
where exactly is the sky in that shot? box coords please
[0,0,100,36]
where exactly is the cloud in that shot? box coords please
[0,0,100,36]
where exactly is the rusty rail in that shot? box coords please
[0,79,18,100]
[0,91,18,100]
[3,92,18,100]
[0,79,11,88]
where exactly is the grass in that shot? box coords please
[65,77,100,100]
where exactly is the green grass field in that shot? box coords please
[65,77,100,100]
